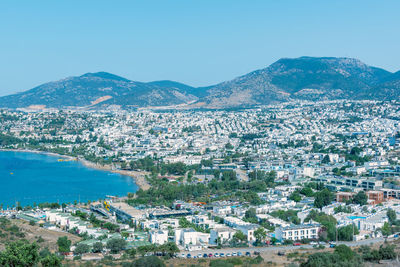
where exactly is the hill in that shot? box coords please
[0,72,199,109]
[202,57,397,107]
[1,57,399,109]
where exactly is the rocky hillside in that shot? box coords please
[202,57,397,107]
[1,57,399,109]
[0,72,199,109]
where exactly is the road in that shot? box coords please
[182,237,391,256]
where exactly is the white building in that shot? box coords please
[209,228,236,245]
[275,224,320,241]
[175,228,210,250]
[150,230,169,245]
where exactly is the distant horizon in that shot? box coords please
[2,55,399,97]
[1,0,400,96]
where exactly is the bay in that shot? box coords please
[0,151,138,207]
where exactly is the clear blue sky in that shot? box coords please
[1,0,399,96]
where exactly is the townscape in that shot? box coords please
[1,100,400,266]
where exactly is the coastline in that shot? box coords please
[78,158,151,191]
[0,148,151,191]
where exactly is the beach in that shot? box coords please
[78,158,151,191]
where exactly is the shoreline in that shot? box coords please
[78,158,151,191]
[0,148,151,191]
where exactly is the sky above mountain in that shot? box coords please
[0,0,399,96]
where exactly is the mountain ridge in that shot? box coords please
[0,57,399,109]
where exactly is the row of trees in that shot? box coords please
[314,189,368,209]
[0,240,61,267]
[58,236,128,255]
[128,169,277,207]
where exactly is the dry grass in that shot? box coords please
[0,219,80,252]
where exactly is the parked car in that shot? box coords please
[226,253,231,257]
[208,253,213,258]
[203,253,208,258]
[220,253,225,257]
[319,241,326,245]
[310,241,318,245]
[278,251,285,256]
[237,252,242,256]
[254,251,260,255]
[187,254,192,258]
[232,252,237,256]
[294,242,301,246]
[329,242,336,248]
[245,251,251,256]
[214,253,219,258]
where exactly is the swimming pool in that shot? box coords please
[348,216,366,220]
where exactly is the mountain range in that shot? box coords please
[1,56,399,109]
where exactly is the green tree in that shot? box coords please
[232,230,247,243]
[321,155,330,164]
[334,244,355,261]
[92,242,104,253]
[300,187,314,197]
[57,236,71,253]
[337,225,358,241]
[74,243,90,255]
[244,208,257,223]
[106,238,127,254]
[40,254,62,267]
[378,244,396,260]
[387,208,397,225]
[131,255,165,267]
[254,227,266,243]
[301,252,339,267]
[352,191,368,206]
[0,240,39,267]
[305,210,337,241]
[39,248,51,259]
[314,189,334,209]
[159,242,179,257]
[125,248,137,258]
[381,222,392,236]
[289,191,302,202]
[225,143,234,149]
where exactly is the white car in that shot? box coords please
[310,241,318,245]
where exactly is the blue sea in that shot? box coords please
[0,151,138,207]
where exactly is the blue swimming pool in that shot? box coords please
[348,216,366,220]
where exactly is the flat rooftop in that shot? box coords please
[110,202,145,218]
